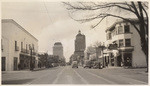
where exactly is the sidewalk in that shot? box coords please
[2,67,46,74]
[103,66,148,75]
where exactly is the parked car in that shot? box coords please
[93,61,103,69]
[72,61,78,68]
[83,60,92,68]
[52,63,58,67]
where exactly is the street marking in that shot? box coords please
[118,75,148,84]
[52,67,65,84]
[86,71,116,84]
[26,67,63,84]
[73,69,89,84]
[86,70,147,84]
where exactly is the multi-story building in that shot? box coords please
[105,19,146,67]
[2,19,38,71]
[74,30,86,65]
[53,42,64,59]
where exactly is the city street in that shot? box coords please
[2,66,148,85]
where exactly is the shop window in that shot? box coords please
[119,39,124,47]
[124,25,130,33]
[125,39,131,47]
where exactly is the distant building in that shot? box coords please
[74,30,86,65]
[104,19,146,67]
[1,19,38,71]
[53,42,64,59]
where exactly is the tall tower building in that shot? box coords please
[53,42,64,59]
[75,30,86,52]
[74,30,86,65]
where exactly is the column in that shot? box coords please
[121,52,124,67]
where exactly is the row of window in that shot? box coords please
[107,25,130,40]
[15,41,35,51]
[113,39,131,47]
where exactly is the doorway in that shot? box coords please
[14,57,18,70]
[2,57,6,71]
[124,53,132,67]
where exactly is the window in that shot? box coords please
[26,44,28,50]
[1,39,3,51]
[115,29,118,35]
[107,33,112,40]
[124,25,130,33]
[119,39,124,47]
[118,26,123,34]
[125,39,131,46]
[15,41,17,50]
[109,33,112,39]
[21,42,23,51]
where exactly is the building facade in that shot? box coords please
[53,42,64,59]
[74,30,86,65]
[105,19,146,68]
[2,19,38,71]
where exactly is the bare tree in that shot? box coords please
[63,1,148,71]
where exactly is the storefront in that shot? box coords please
[19,54,36,70]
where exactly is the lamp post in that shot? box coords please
[29,44,34,71]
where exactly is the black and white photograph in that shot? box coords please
[1,0,149,85]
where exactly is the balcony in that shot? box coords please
[118,46,134,52]
[15,46,19,51]
[21,48,30,54]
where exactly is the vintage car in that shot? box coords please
[83,60,92,68]
[72,61,78,68]
[92,61,103,69]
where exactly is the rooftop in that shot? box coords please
[105,18,140,32]
[2,19,38,41]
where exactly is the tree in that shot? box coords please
[63,1,148,71]
[38,53,48,67]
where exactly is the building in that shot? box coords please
[53,42,64,59]
[2,19,38,71]
[74,30,86,65]
[105,19,147,68]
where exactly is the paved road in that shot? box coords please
[2,66,148,85]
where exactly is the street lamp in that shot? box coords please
[29,44,34,71]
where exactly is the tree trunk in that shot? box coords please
[138,2,148,72]
[141,37,148,72]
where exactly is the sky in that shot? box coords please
[1,1,136,62]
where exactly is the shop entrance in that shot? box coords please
[117,55,122,66]
[14,57,18,70]
[124,53,132,67]
[19,54,30,70]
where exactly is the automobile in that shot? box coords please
[72,61,78,68]
[52,63,58,67]
[83,60,92,68]
[93,61,103,69]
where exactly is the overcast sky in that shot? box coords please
[2,1,135,62]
